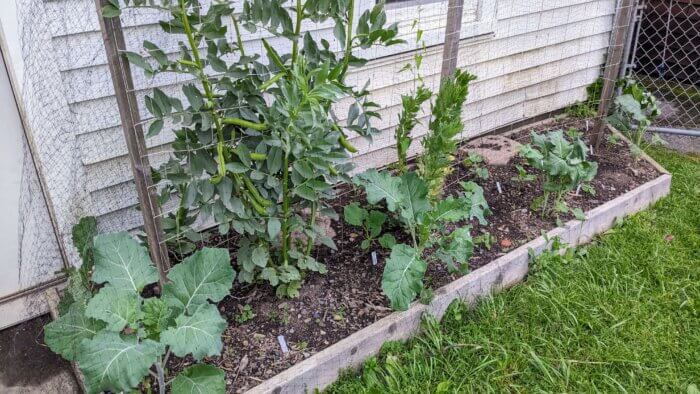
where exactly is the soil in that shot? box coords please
[0,315,75,389]
[166,120,660,392]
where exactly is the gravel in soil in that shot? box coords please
[167,120,660,392]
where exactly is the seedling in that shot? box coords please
[474,231,495,251]
[463,152,489,180]
[235,304,256,324]
[511,165,536,183]
[344,202,397,250]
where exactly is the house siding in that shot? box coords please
[41,0,614,233]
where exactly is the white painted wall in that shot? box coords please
[0,50,24,299]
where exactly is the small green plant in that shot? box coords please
[608,77,663,157]
[343,202,397,250]
[354,170,490,310]
[511,164,536,183]
[235,304,256,324]
[518,130,598,218]
[462,152,489,180]
[565,77,603,119]
[45,233,234,394]
[57,217,98,314]
[473,231,495,251]
[419,70,477,202]
[395,86,432,175]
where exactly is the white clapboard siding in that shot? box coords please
[43,0,617,232]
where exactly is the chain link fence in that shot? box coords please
[627,0,700,135]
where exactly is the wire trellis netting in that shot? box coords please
[626,0,700,134]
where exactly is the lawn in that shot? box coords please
[329,148,700,393]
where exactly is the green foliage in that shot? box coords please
[45,232,232,394]
[111,0,403,296]
[395,86,432,175]
[565,77,602,119]
[608,78,663,157]
[419,70,476,202]
[354,170,490,309]
[171,364,226,394]
[462,152,489,180]
[58,217,99,314]
[381,244,427,311]
[518,129,598,218]
[343,202,396,250]
[330,149,700,394]
[235,304,256,324]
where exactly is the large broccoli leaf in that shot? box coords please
[44,303,105,361]
[92,232,159,292]
[162,248,235,314]
[171,364,226,394]
[161,303,227,361]
[381,244,427,311]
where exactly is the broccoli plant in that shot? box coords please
[354,170,489,310]
[343,202,396,250]
[518,130,598,218]
[45,232,234,394]
[419,70,476,202]
[106,0,403,297]
[607,77,663,158]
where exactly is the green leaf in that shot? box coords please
[354,169,403,212]
[161,304,227,361]
[343,202,367,227]
[92,232,158,292]
[439,227,473,274]
[77,332,163,393]
[163,248,235,314]
[44,303,105,361]
[366,210,387,238]
[72,216,98,267]
[85,286,141,332]
[378,233,396,249]
[142,298,173,340]
[398,172,430,226]
[123,51,152,73]
[268,218,281,239]
[101,2,121,18]
[252,245,269,267]
[172,364,226,394]
[381,244,427,311]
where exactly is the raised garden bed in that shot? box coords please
[163,121,671,393]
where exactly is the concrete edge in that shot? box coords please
[247,171,672,394]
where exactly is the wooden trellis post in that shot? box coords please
[441,0,464,79]
[591,0,636,149]
[94,0,171,285]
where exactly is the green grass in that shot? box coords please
[329,148,700,393]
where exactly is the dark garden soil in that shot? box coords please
[167,120,660,392]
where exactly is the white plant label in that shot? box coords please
[278,335,289,353]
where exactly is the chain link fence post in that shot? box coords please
[94,0,171,286]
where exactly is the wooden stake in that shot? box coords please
[591,0,636,149]
[440,0,464,79]
[94,0,171,284]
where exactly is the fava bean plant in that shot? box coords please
[105,0,403,297]
[45,230,234,394]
